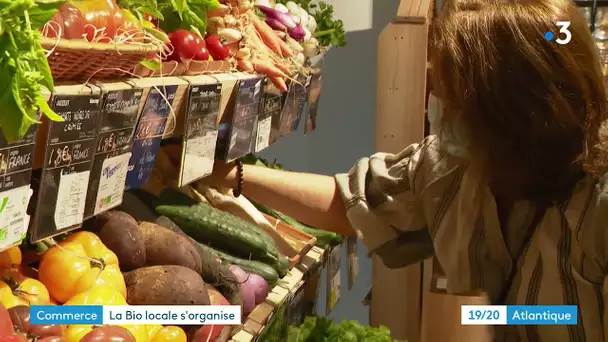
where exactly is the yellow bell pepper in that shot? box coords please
[38,231,126,303]
[0,272,50,308]
[151,326,187,342]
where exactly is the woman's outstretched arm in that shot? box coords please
[210,163,355,237]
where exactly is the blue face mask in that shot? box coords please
[427,93,469,158]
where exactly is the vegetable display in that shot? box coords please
[287,316,395,342]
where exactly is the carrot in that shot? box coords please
[248,11,283,57]
[271,77,288,92]
[277,38,293,57]
[274,62,291,76]
[237,58,254,73]
[252,59,288,78]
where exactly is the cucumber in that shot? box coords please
[156,194,281,265]
[197,242,280,285]
[252,201,343,247]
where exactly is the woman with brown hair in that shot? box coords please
[206,0,608,340]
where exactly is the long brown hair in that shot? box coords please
[430,0,608,201]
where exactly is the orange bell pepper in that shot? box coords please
[0,270,50,309]
[0,247,21,270]
[38,231,126,303]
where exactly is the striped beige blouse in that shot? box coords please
[335,135,608,342]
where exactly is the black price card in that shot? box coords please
[84,88,143,219]
[178,82,222,187]
[286,281,307,327]
[256,79,282,152]
[278,73,309,137]
[0,126,37,249]
[125,85,177,190]
[325,244,342,315]
[291,74,312,134]
[216,77,263,162]
[31,95,101,242]
[304,72,323,134]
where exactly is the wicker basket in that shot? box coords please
[40,37,162,81]
[132,59,233,78]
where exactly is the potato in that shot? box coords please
[124,266,210,305]
[95,211,146,271]
[138,222,202,274]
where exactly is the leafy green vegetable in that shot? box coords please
[0,0,65,142]
[275,0,346,47]
[157,0,220,36]
[118,0,164,22]
[310,2,345,48]
[287,316,396,342]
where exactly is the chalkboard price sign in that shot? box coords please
[179,82,222,186]
[256,79,282,152]
[216,77,263,162]
[0,125,38,249]
[85,88,143,218]
[31,94,101,242]
[126,85,177,190]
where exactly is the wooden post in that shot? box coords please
[372,0,432,341]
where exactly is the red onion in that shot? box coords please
[256,5,297,29]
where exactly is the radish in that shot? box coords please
[306,15,317,33]
[289,24,306,41]
[266,18,287,31]
[217,28,242,43]
[229,265,256,317]
[255,0,272,7]
[274,3,289,13]
[285,1,300,15]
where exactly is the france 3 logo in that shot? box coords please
[544,21,572,45]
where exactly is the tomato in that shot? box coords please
[38,231,126,304]
[195,47,210,61]
[73,326,135,342]
[0,272,50,309]
[151,327,187,342]
[72,0,121,42]
[59,3,85,40]
[41,11,65,38]
[7,306,63,339]
[169,29,206,61]
[64,286,126,306]
[0,247,21,270]
[0,303,14,336]
[205,36,230,61]
[37,337,65,342]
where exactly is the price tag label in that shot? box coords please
[179,83,222,187]
[216,77,263,162]
[31,94,101,242]
[126,85,177,190]
[325,244,342,315]
[94,153,131,215]
[346,236,359,290]
[304,71,323,134]
[0,125,38,249]
[278,74,299,137]
[85,88,143,218]
[257,79,282,151]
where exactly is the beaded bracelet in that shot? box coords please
[233,159,244,197]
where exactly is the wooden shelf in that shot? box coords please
[230,246,327,341]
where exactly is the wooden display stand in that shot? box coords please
[372,0,431,341]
